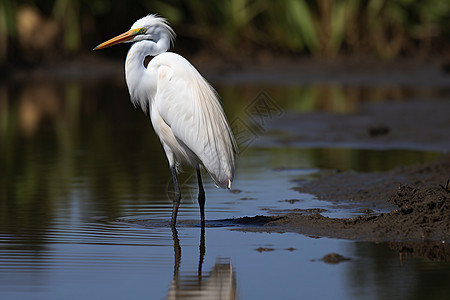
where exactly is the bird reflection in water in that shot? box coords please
[167,228,237,300]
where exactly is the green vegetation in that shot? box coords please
[0,0,449,64]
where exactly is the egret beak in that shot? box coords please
[93,28,145,50]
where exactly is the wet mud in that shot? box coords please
[267,100,450,152]
[234,154,450,243]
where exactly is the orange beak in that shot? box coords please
[93,29,140,50]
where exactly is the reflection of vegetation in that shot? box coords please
[0,80,171,242]
[1,0,449,63]
[218,84,448,114]
[348,242,450,300]
[242,147,439,173]
[390,241,450,262]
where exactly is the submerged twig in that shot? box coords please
[439,179,450,194]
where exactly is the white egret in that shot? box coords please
[94,15,236,228]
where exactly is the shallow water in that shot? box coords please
[0,78,449,299]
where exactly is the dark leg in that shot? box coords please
[170,166,181,228]
[196,164,206,227]
[171,227,181,284]
[198,225,205,283]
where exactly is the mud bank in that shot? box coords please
[266,100,450,152]
[234,153,450,242]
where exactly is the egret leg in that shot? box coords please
[196,164,206,227]
[170,166,181,228]
[171,227,181,282]
[198,225,205,282]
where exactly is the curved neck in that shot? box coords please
[125,39,169,111]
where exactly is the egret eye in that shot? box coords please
[132,27,147,35]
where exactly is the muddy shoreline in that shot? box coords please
[234,153,450,242]
[232,97,450,243]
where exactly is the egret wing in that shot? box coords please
[153,63,235,188]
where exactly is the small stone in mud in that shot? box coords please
[255,247,275,253]
[285,247,296,251]
[316,253,351,264]
[230,189,242,194]
[368,125,390,137]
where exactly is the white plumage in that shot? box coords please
[94,15,236,226]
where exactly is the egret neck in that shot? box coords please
[125,38,169,112]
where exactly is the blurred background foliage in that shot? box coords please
[0,0,449,66]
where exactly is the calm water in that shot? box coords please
[0,77,449,299]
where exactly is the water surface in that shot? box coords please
[0,78,449,299]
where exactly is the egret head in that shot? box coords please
[94,14,175,50]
